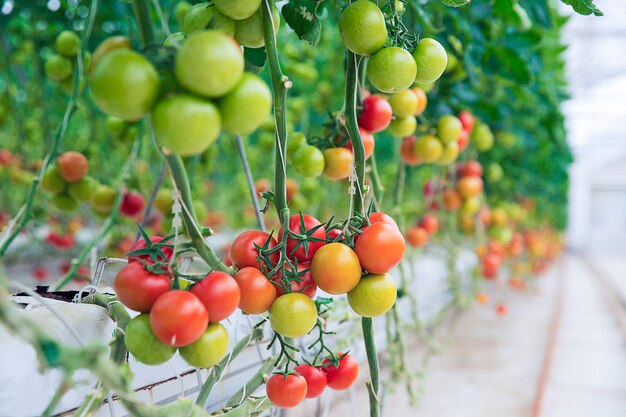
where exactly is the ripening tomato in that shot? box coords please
[311,242,362,295]
[272,262,317,298]
[388,89,418,118]
[190,271,240,322]
[369,212,398,228]
[323,353,359,390]
[412,38,448,84]
[413,87,428,115]
[346,127,375,160]
[457,176,484,198]
[127,235,174,264]
[443,189,462,211]
[387,115,417,138]
[347,273,397,317]
[90,48,159,121]
[420,215,439,235]
[125,314,176,365]
[358,95,392,133]
[295,364,327,398]
[278,214,327,262]
[355,222,405,274]
[175,30,244,98]
[234,267,276,314]
[323,147,354,181]
[339,0,387,56]
[269,293,317,338]
[435,141,459,166]
[367,47,417,93]
[57,151,88,182]
[437,115,463,144]
[150,290,208,347]
[179,323,229,368]
[415,134,443,163]
[114,262,170,312]
[406,226,429,247]
[230,230,279,269]
[266,373,308,408]
[400,136,421,166]
[459,160,483,178]
[458,110,475,133]
[457,130,470,151]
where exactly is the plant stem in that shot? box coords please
[136,161,166,240]
[131,0,156,47]
[362,317,381,417]
[369,153,385,207]
[262,0,291,223]
[236,135,266,231]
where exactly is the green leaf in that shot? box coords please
[441,0,471,7]
[244,47,266,73]
[560,0,603,16]
[281,0,323,45]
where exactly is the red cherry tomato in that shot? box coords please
[458,110,475,133]
[459,160,483,178]
[457,129,470,151]
[266,373,308,408]
[419,215,439,235]
[120,191,145,218]
[230,230,279,269]
[150,290,208,347]
[358,95,392,133]
[271,262,317,298]
[114,262,170,312]
[355,222,406,274]
[346,127,375,160]
[295,364,327,398]
[127,236,173,264]
[400,136,421,166]
[323,353,359,391]
[278,214,327,262]
[327,227,344,242]
[190,271,241,323]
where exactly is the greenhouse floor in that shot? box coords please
[310,253,626,417]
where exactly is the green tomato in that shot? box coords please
[183,3,235,36]
[174,1,192,27]
[387,115,417,138]
[41,165,67,193]
[486,162,504,182]
[152,94,221,156]
[388,90,418,118]
[347,273,397,317]
[287,132,308,159]
[45,54,72,82]
[445,53,458,73]
[437,115,462,144]
[490,226,513,245]
[52,193,78,211]
[155,188,173,215]
[218,73,271,135]
[55,30,81,57]
[234,3,279,49]
[496,131,517,148]
[105,116,127,138]
[367,47,417,93]
[412,38,448,84]
[339,0,387,56]
[292,145,325,178]
[462,196,481,214]
[270,293,317,338]
[472,122,494,152]
[213,0,261,20]
[179,323,229,368]
[412,80,434,92]
[175,30,244,98]
[91,184,117,213]
[415,134,443,163]
[125,314,176,365]
[435,141,459,166]
[90,49,160,121]
[68,176,96,201]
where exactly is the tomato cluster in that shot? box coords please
[44,30,88,94]
[41,151,93,212]
[116,235,236,368]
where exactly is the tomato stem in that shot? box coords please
[362,317,381,417]
[131,0,156,47]
[236,135,266,232]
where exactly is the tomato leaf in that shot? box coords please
[244,47,266,73]
[441,0,471,7]
[281,0,323,45]
[560,0,603,16]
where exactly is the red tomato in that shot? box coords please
[459,160,483,178]
[295,364,327,398]
[357,95,392,133]
[271,262,317,298]
[190,271,241,322]
[114,262,170,312]
[355,222,405,274]
[230,230,279,269]
[457,129,470,151]
[33,267,48,281]
[266,373,308,408]
[483,253,502,270]
[150,290,208,347]
[400,136,420,166]
[234,267,276,314]
[458,110,475,133]
[127,235,173,264]
[406,226,429,248]
[323,353,359,391]
[368,212,398,228]
[326,227,344,242]
[346,127,375,160]
[120,191,145,218]
[278,214,327,262]
[419,215,439,235]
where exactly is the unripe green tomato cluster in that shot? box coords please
[45,30,90,94]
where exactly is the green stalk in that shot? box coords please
[261,0,291,222]
[369,153,385,207]
[131,0,156,48]
[362,317,381,417]
[236,135,266,231]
